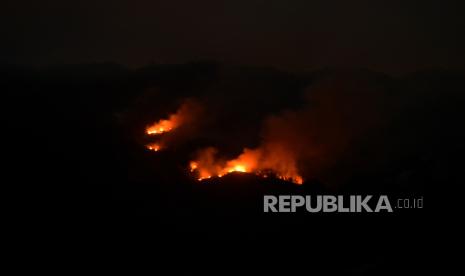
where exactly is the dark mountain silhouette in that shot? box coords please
[2,62,461,274]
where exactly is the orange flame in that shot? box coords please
[144,101,303,184]
[189,147,303,184]
[146,100,200,136]
[146,117,178,135]
[146,143,161,152]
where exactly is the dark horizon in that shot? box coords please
[3,0,465,74]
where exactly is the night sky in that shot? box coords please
[2,0,465,73]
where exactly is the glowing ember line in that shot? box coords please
[191,167,303,184]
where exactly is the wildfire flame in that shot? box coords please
[146,118,177,135]
[144,101,303,185]
[145,113,177,155]
[189,147,303,184]
[146,143,161,151]
[146,100,200,135]
[145,104,189,152]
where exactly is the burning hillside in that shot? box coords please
[144,105,304,184]
[140,73,394,186]
[146,119,176,135]
[190,147,303,184]
[144,99,203,152]
[145,102,189,135]
[135,68,465,189]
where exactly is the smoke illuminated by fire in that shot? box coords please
[145,119,304,184]
[146,115,179,135]
[135,70,434,188]
[144,100,203,156]
[189,147,303,184]
[143,99,303,184]
[145,100,201,135]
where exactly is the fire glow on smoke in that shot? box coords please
[145,106,304,185]
[189,147,303,184]
[146,116,179,135]
[144,107,184,151]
